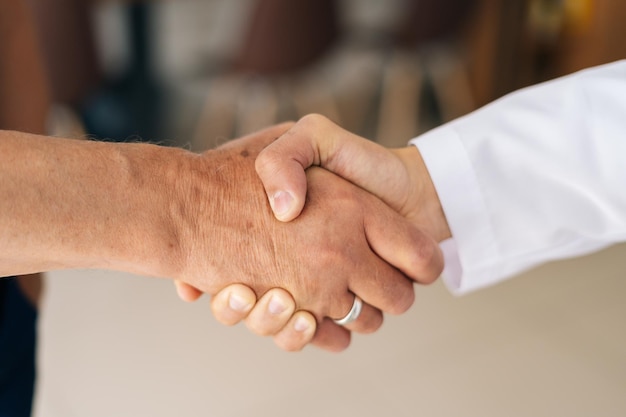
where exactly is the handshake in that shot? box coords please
[0,113,451,354]
[170,114,451,352]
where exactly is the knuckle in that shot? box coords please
[277,120,296,130]
[407,235,441,284]
[275,336,305,352]
[209,301,223,317]
[212,313,230,326]
[298,113,328,127]
[392,286,415,315]
[257,328,274,337]
[310,323,351,352]
[358,315,383,334]
[255,146,281,173]
[253,326,274,337]
[245,318,273,337]
[212,311,239,327]
[283,344,304,353]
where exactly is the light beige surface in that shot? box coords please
[33,244,626,417]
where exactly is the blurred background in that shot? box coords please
[28,0,626,148]
[3,0,625,415]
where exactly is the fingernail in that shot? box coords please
[229,293,251,312]
[294,316,310,332]
[271,191,293,217]
[268,295,286,315]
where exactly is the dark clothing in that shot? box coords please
[0,277,37,417]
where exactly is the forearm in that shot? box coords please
[0,130,188,278]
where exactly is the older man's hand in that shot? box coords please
[174,123,442,352]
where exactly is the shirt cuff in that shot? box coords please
[410,125,500,294]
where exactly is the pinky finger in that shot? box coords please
[311,318,351,353]
[273,310,317,352]
[174,280,203,302]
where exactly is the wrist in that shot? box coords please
[393,146,451,243]
[106,142,196,279]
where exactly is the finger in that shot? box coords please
[338,302,383,334]
[174,280,203,302]
[254,114,347,222]
[348,245,416,316]
[245,288,296,336]
[310,317,351,353]
[363,197,444,285]
[272,310,317,352]
[254,133,313,222]
[210,284,256,326]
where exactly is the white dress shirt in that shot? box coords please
[410,61,626,294]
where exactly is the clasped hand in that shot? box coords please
[174,116,448,352]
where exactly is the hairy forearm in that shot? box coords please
[1,123,427,332]
[0,130,189,278]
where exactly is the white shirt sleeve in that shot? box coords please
[409,60,626,295]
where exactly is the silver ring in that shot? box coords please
[333,296,363,326]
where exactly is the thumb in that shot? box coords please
[255,134,316,222]
[256,114,410,222]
